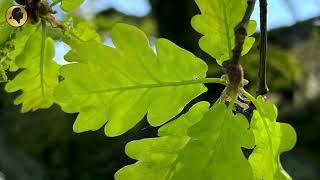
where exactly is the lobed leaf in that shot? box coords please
[0,0,12,22]
[0,0,35,83]
[115,102,209,180]
[5,32,60,112]
[0,0,14,45]
[0,64,7,82]
[0,25,13,82]
[0,25,14,46]
[249,97,297,180]
[55,23,208,137]
[192,0,256,65]
[7,25,37,71]
[116,101,255,180]
[249,96,297,180]
[71,21,101,42]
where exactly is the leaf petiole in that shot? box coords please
[242,90,258,106]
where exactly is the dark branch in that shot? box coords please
[223,0,257,91]
[257,0,269,96]
[231,0,257,64]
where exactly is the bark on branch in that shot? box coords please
[257,0,269,96]
[232,0,257,64]
[223,0,257,92]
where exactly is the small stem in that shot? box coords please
[40,19,47,97]
[257,0,269,96]
[223,0,257,92]
[203,78,227,85]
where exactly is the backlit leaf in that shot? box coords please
[55,23,208,137]
[115,101,255,180]
[192,0,256,65]
[0,0,35,82]
[59,0,84,12]
[7,25,37,71]
[249,96,297,180]
[5,32,60,112]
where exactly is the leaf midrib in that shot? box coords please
[221,1,232,57]
[39,20,47,97]
[244,92,276,177]
[73,78,226,95]
[257,106,276,176]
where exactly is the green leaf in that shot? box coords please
[60,0,84,12]
[0,24,14,46]
[249,96,297,180]
[7,25,37,72]
[115,102,209,180]
[0,0,12,23]
[55,23,208,137]
[192,0,256,65]
[0,64,7,82]
[5,32,60,112]
[71,21,101,42]
[0,0,14,46]
[0,25,35,83]
[115,101,255,180]
[0,25,14,82]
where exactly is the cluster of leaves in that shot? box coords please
[0,0,38,82]
[0,36,14,82]
[0,0,15,82]
[116,97,296,180]
[0,0,297,179]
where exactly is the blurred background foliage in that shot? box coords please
[0,0,320,179]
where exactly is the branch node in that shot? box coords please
[226,0,257,89]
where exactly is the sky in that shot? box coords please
[55,0,320,64]
[78,0,320,29]
[252,0,320,29]
[78,0,151,18]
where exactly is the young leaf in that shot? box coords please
[5,32,60,112]
[7,25,37,72]
[0,26,14,82]
[0,64,7,82]
[71,21,101,42]
[55,23,208,137]
[115,101,255,180]
[0,0,15,46]
[192,0,256,65]
[115,102,209,180]
[0,25,14,46]
[53,0,84,12]
[0,0,12,24]
[249,96,297,180]
[0,25,36,80]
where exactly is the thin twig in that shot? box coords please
[231,0,257,64]
[257,0,269,96]
[223,0,257,91]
